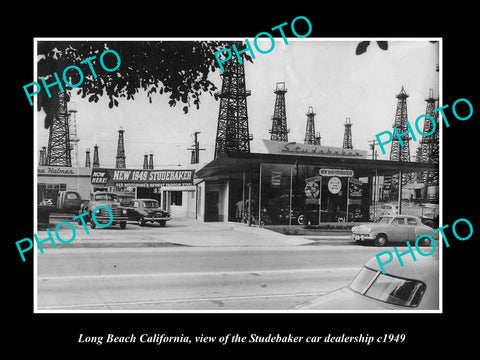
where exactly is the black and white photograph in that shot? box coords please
[7,6,479,354]
[32,37,441,312]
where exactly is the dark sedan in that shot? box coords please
[126,198,171,227]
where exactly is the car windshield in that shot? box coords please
[95,193,118,201]
[143,201,159,208]
[375,216,392,224]
[349,266,426,307]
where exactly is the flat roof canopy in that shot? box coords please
[196,152,439,179]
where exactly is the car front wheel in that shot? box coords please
[138,217,145,226]
[374,234,388,247]
[120,222,127,229]
[418,236,431,246]
[159,220,166,227]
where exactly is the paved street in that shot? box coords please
[36,217,388,311]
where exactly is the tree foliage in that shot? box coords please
[37,41,245,128]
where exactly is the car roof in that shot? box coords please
[365,252,439,285]
[381,214,421,220]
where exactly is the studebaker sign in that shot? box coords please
[91,168,195,187]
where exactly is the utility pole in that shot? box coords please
[188,131,205,164]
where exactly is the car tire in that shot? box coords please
[374,234,388,247]
[120,222,127,230]
[138,217,145,226]
[423,220,434,228]
[159,220,166,227]
[419,236,431,246]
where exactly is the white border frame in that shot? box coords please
[33,37,443,314]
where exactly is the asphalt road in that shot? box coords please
[36,245,387,311]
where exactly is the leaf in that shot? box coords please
[377,41,388,50]
[356,41,370,55]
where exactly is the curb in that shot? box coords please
[40,241,191,249]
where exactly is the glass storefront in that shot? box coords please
[230,163,371,226]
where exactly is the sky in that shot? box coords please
[36,38,440,168]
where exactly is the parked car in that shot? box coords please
[293,253,439,310]
[56,190,86,213]
[126,198,171,227]
[419,203,439,228]
[371,203,398,220]
[115,192,135,207]
[82,191,128,229]
[352,215,438,246]
[278,207,304,225]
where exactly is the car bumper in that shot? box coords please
[352,233,375,241]
[95,215,128,222]
[144,216,171,222]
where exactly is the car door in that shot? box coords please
[389,217,408,242]
[127,200,140,220]
[405,217,420,241]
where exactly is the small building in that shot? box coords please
[37,165,91,204]
[89,166,199,218]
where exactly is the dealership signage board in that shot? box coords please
[319,168,354,177]
[91,168,195,188]
[261,139,367,159]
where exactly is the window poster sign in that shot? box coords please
[328,176,342,194]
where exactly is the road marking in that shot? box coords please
[38,267,359,281]
[37,291,328,310]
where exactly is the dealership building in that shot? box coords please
[194,140,438,225]
[36,139,437,225]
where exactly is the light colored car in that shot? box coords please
[294,253,439,310]
[352,215,438,246]
[372,203,398,218]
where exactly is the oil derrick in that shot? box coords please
[269,82,289,142]
[143,154,149,169]
[46,90,72,166]
[116,128,126,169]
[343,118,353,149]
[188,131,205,164]
[92,144,100,168]
[149,153,154,169]
[39,147,47,165]
[304,106,317,145]
[85,148,91,168]
[385,86,412,198]
[68,102,80,166]
[214,44,252,159]
[419,89,439,186]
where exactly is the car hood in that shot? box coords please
[95,200,121,207]
[294,287,396,311]
[353,223,376,232]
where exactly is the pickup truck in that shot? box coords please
[82,191,128,229]
[56,190,88,213]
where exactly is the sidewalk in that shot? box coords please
[38,216,356,248]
